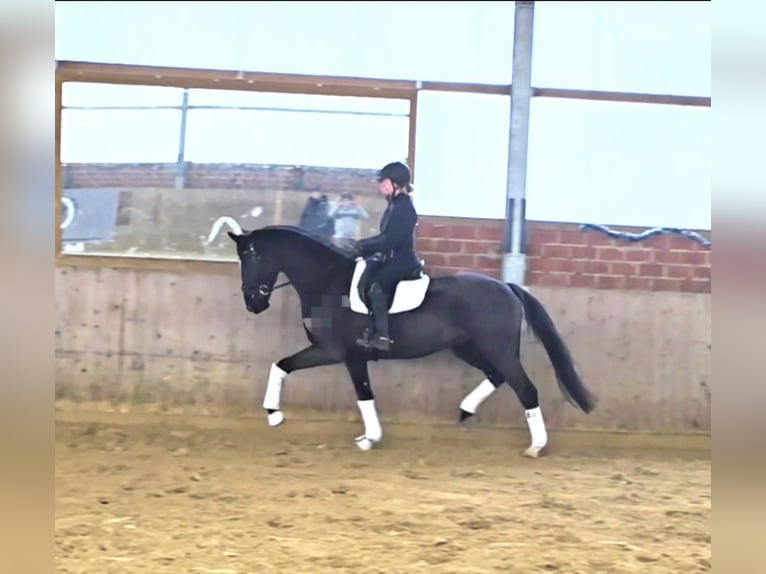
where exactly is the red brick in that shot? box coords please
[624,249,653,262]
[666,265,694,279]
[625,277,653,290]
[421,223,451,238]
[678,250,709,266]
[475,255,501,269]
[594,275,625,290]
[609,262,638,276]
[541,244,572,259]
[450,225,476,240]
[526,257,543,272]
[652,278,683,292]
[585,232,617,247]
[681,278,711,293]
[448,254,475,268]
[415,238,438,252]
[570,245,597,259]
[667,235,704,250]
[597,247,625,261]
[642,235,669,249]
[534,258,571,273]
[426,266,453,277]
[569,259,588,274]
[570,274,595,288]
[423,253,449,267]
[539,272,572,287]
[528,228,559,245]
[526,242,544,256]
[694,266,711,280]
[463,241,494,255]
[433,239,465,254]
[654,250,680,264]
[640,263,664,277]
[476,225,503,241]
[417,221,440,236]
[558,230,587,246]
[526,271,545,285]
[584,260,610,274]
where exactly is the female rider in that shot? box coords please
[352,161,421,352]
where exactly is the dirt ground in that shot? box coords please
[55,410,710,574]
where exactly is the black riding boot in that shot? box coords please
[356,284,393,352]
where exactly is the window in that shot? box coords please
[525,97,711,230]
[413,91,510,219]
[532,1,711,96]
[59,82,411,260]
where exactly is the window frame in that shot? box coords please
[55,59,709,273]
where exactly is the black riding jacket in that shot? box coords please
[357,192,419,269]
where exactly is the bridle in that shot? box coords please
[239,244,292,297]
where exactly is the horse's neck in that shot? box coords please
[276,244,350,297]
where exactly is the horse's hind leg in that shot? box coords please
[451,341,506,423]
[475,337,547,458]
[502,359,547,458]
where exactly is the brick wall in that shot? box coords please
[62,162,712,294]
[416,218,711,294]
[63,162,377,194]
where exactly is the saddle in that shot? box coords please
[348,257,430,316]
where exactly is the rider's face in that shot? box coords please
[379,178,395,197]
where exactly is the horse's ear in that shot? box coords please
[227,231,240,243]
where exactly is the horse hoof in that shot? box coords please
[267,410,285,427]
[522,445,546,458]
[354,435,379,451]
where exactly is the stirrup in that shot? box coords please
[369,335,393,351]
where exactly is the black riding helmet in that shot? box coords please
[377,161,412,189]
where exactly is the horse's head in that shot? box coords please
[227,230,280,314]
[229,225,356,313]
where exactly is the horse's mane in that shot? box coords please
[249,225,355,261]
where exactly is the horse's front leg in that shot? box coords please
[344,354,382,451]
[263,344,343,427]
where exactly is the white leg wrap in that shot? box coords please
[355,399,382,450]
[524,406,548,456]
[263,363,288,426]
[459,379,497,414]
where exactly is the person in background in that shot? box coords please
[328,191,368,247]
[298,190,334,240]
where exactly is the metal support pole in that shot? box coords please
[502,0,535,285]
[174,88,189,189]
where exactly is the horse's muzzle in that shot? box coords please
[244,294,270,314]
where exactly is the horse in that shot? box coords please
[228,225,596,457]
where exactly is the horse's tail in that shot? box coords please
[507,283,596,414]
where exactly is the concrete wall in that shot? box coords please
[55,265,710,433]
[56,162,712,433]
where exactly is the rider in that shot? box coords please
[352,161,421,352]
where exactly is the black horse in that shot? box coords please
[228,225,596,457]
